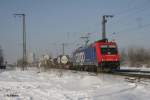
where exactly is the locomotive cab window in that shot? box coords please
[101,45,117,55]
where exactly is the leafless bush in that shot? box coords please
[120,48,128,65]
[120,46,150,67]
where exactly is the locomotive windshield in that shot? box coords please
[101,45,118,54]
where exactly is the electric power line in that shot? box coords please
[109,0,150,26]
[116,23,150,34]
[115,0,149,16]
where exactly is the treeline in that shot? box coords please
[120,46,150,67]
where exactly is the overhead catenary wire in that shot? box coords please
[114,0,150,16]
[109,5,150,27]
[109,0,150,27]
[106,1,150,37]
[115,23,150,34]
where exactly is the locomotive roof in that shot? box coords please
[74,39,117,52]
[95,39,117,45]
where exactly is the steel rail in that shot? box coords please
[109,71,150,79]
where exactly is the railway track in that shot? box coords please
[46,67,150,79]
[109,69,150,79]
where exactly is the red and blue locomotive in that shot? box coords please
[71,39,120,72]
[71,15,120,72]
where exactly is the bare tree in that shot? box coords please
[127,46,150,67]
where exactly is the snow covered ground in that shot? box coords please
[0,67,150,100]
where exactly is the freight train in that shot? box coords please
[70,39,120,72]
[55,15,120,72]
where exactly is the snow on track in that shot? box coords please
[0,68,150,100]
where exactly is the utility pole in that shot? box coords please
[62,43,65,55]
[62,43,68,55]
[14,13,27,70]
[102,15,113,40]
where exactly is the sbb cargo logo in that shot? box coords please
[75,52,85,65]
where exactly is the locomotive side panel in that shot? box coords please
[84,47,97,65]
[72,46,97,66]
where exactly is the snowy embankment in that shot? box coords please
[0,67,150,100]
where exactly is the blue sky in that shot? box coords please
[0,0,150,63]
